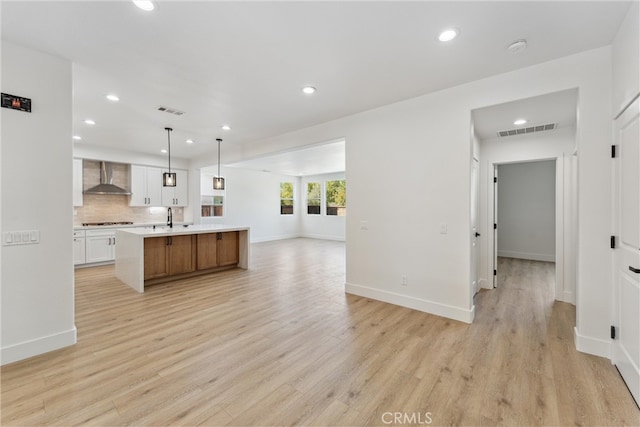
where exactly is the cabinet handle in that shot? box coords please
[166,236,170,246]
[112,237,116,245]
[630,266,640,274]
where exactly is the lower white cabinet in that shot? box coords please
[73,230,86,265]
[85,229,116,263]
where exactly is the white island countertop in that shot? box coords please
[115,224,250,293]
[117,223,249,237]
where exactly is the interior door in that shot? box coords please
[471,158,480,295]
[613,96,640,406]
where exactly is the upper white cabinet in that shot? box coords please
[130,165,163,206]
[612,1,639,115]
[161,169,188,206]
[73,158,83,206]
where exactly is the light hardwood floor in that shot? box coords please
[2,241,639,426]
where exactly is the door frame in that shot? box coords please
[485,156,569,302]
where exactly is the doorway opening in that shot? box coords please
[494,160,557,293]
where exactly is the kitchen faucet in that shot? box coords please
[167,207,173,228]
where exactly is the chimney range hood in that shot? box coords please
[84,161,132,195]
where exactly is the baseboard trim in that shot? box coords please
[299,233,345,242]
[497,250,555,262]
[562,290,575,305]
[345,282,475,324]
[574,326,611,359]
[1,326,77,366]
[250,234,300,243]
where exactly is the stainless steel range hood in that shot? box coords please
[84,161,132,195]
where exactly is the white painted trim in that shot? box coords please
[478,278,490,290]
[1,327,77,366]
[562,290,575,305]
[299,233,345,242]
[574,326,611,359]
[497,251,555,262]
[345,282,475,324]
[250,233,301,243]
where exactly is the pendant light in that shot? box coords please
[163,127,176,187]
[213,138,225,190]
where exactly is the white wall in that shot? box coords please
[612,1,639,116]
[300,172,346,241]
[199,167,301,243]
[497,160,556,262]
[1,42,76,364]
[202,48,612,338]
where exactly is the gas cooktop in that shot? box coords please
[82,221,134,226]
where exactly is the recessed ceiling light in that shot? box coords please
[84,119,95,125]
[72,135,82,141]
[161,149,167,153]
[438,28,458,42]
[186,139,194,144]
[513,118,528,126]
[106,94,119,102]
[132,0,154,11]
[221,125,231,131]
[507,39,527,54]
[302,86,316,95]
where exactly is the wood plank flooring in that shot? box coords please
[2,241,639,426]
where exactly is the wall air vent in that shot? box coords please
[497,123,556,138]
[157,106,185,116]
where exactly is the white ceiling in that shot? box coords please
[472,88,578,140]
[203,139,345,177]
[1,1,630,166]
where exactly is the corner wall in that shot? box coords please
[1,42,76,365]
[200,167,301,243]
[211,47,612,335]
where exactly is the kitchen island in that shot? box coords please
[115,224,250,292]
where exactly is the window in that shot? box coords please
[280,182,294,215]
[201,195,224,217]
[326,179,346,216]
[306,182,321,215]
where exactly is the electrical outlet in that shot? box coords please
[401,275,408,286]
[440,223,448,234]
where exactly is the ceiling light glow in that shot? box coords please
[513,119,528,126]
[73,135,82,141]
[106,94,120,102]
[186,139,194,144]
[133,0,154,11]
[302,86,316,95]
[438,28,458,42]
[221,125,231,131]
[84,119,96,125]
[161,149,167,153]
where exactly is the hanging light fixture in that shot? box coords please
[213,138,225,190]
[163,127,176,187]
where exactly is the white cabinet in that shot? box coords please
[73,158,83,206]
[73,230,86,265]
[130,165,163,206]
[161,169,188,206]
[85,229,116,263]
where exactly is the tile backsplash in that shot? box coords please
[74,160,184,225]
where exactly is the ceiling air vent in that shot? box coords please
[157,106,185,116]
[497,123,556,138]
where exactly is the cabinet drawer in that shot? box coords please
[73,230,86,238]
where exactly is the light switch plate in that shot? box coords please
[2,230,40,246]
